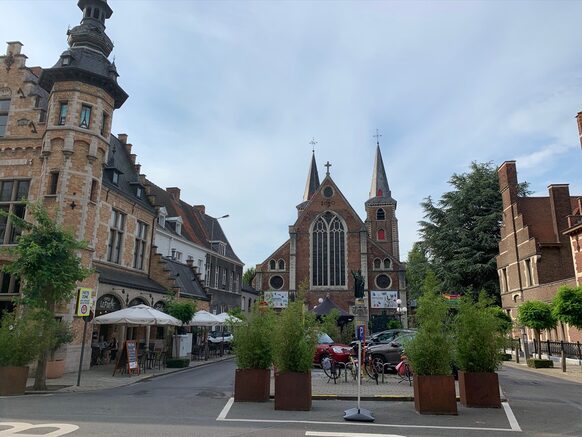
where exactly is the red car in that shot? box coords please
[313,333,353,366]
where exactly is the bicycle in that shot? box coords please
[395,353,412,386]
[321,356,342,383]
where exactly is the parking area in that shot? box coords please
[218,398,521,435]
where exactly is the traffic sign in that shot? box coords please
[76,287,93,317]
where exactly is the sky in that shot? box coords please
[3,0,582,269]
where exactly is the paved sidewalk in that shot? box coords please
[502,359,582,384]
[26,355,234,394]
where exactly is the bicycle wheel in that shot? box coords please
[364,355,379,380]
[322,357,342,381]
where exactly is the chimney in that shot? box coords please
[117,133,128,144]
[125,143,133,154]
[134,163,141,174]
[186,258,194,267]
[129,153,136,164]
[193,204,205,214]
[498,161,519,207]
[166,187,180,201]
[548,184,571,242]
[6,41,23,56]
[577,112,582,149]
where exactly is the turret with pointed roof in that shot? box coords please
[366,144,396,207]
[297,151,320,211]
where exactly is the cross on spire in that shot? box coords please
[324,161,332,176]
[309,137,318,153]
[373,129,382,145]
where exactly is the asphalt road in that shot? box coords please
[0,359,580,437]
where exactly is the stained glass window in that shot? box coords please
[311,212,346,287]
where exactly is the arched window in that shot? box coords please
[278,259,285,270]
[373,258,381,270]
[376,208,385,220]
[311,211,346,286]
[383,258,391,269]
[377,229,385,240]
[269,259,276,270]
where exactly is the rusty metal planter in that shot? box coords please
[274,371,311,411]
[234,368,271,402]
[458,371,501,408]
[0,366,29,396]
[413,375,457,415]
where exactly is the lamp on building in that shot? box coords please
[396,298,407,326]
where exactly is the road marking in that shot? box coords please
[502,401,522,432]
[306,432,405,437]
[217,397,234,420]
[0,422,79,436]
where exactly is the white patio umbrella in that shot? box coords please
[93,304,181,326]
[215,312,241,324]
[188,310,222,327]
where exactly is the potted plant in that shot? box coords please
[0,308,43,395]
[272,300,317,411]
[406,287,457,415]
[454,295,505,408]
[46,320,73,379]
[231,305,274,402]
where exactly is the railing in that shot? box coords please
[531,339,582,360]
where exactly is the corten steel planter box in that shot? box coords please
[274,371,312,411]
[234,368,271,402]
[413,375,457,415]
[0,366,29,396]
[459,371,501,408]
[46,360,65,379]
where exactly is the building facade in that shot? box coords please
[497,161,581,342]
[254,145,407,326]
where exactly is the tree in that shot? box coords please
[553,285,582,336]
[318,308,340,341]
[1,202,91,390]
[242,267,256,286]
[419,162,529,301]
[405,242,432,299]
[166,300,197,325]
[517,300,556,359]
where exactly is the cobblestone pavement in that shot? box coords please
[26,355,234,394]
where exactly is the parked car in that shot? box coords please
[349,328,416,349]
[365,331,417,370]
[313,333,353,366]
[208,331,233,343]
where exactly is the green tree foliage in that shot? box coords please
[227,306,245,321]
[405,288,453,376]
[242,267,256,286]
[418,162,529,300]
[454,295,505,373]
[231,304,274,369]
[405,242,432,299]
[0,308,45,367]
[517,300,556,359]
[387,319,402,330]
[553,285,582,329]
[273,300,318,373]
[166,300,197,325]
[488,306,513,335]
[339,320,355,345]
[318,308,340,341]
[1,202,92,390]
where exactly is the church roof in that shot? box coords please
[366,144,396,207]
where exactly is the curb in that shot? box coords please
[24,355,235,395]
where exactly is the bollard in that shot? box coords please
[561,341,566,373]
[516,338,520,364]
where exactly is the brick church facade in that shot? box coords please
[254,145,407,324]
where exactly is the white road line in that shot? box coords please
[216,397,234,421]
[218,418,518,432]
[502,401,522,432]
[306,432,405,437]
[0,422,79,436]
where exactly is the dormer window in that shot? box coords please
[136,186,143,199]
[158,207,167,227]
[62,54,72,66]
[166,216,183,235]
[176,222,182,235]
[112,170,120,185]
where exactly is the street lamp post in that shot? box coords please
[396,298,407,327]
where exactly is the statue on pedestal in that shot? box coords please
[351,270,365,299]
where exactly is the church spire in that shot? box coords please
[366,141,396,206]
[303,151,320,202]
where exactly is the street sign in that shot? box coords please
[356,324,365,341]
[76,288,93,317]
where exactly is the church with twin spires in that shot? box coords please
[254,143,407,324]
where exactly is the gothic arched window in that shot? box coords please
[311,211,346,287]
[383,258,391,269]
[377,229,385,240]
[278,259,285,270]
[376,208,385,221]
[373,258,381,270]
[269,259,276,270]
